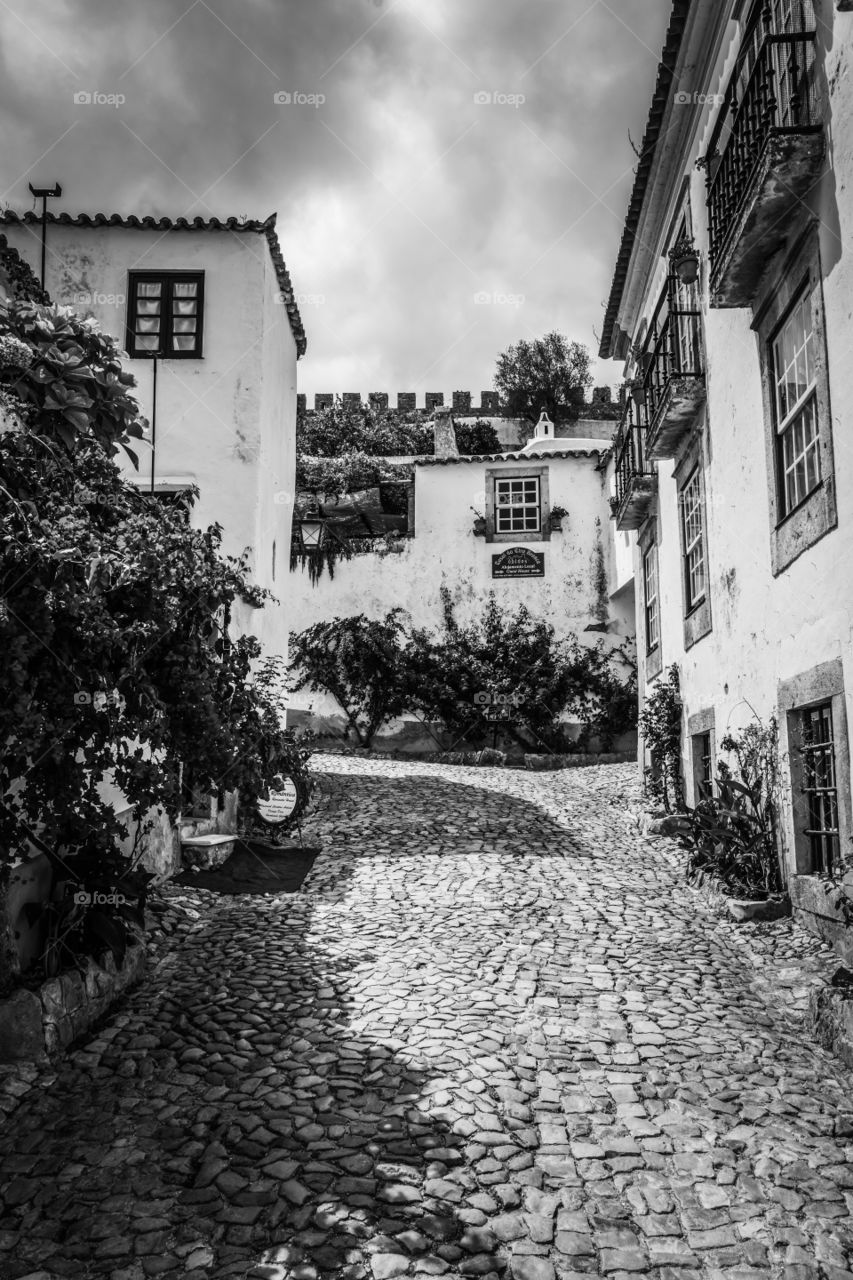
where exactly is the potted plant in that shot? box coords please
[671,721,789,921]
[668,236,700,287]
[548,505,568,532]
[471,507,487,537]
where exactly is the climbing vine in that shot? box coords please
[638,663,683,811]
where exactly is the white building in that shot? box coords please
[600,0,853,956]
[287,409,636,752]
[1,209,305,659]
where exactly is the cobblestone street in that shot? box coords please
[2,756,852,1280]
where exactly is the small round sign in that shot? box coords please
[256,776,299,827]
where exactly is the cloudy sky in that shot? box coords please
[1,0,670,399]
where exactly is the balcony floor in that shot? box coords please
[613,474,657,531]
[710,129,825,308]
[646,376,706,460]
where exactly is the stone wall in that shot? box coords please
[0,942,146,1064]
[297,388,620,420]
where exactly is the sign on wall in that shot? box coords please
[492,547,545,579]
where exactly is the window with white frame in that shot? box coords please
[680,468,705,611]
[772,289,819,517]
[494,476,541,534]
[643,544,659,652]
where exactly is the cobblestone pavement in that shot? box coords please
[1,756,852,1280]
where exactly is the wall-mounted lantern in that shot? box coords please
[300,517,325,550]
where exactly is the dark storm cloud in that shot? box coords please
[0,0,670,394]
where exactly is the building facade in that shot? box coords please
[600,0,853,954]
[287,407,636,752]
[0,210,305,659]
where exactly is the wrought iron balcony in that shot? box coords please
[706,8,823,307]
[610,399,656,531]
[639,281,705,460]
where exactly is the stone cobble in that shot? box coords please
[0,756,851,1280]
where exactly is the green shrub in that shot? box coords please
[638,664,683,811]
[290,592,637,753]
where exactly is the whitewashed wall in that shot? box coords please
[616,1,853,875]
[288,448,636,743]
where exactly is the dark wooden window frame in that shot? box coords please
[126,270,205,359]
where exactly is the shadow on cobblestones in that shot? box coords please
[1,759,853,1280]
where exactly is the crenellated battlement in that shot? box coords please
[298,387,619,418]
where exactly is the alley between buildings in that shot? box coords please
[1,757,851,1280]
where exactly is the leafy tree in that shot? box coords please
[289,612,410,747]
[296,452,411,497]
[297,399,500,459]
[0,293,309,977]
[494,332,592,425]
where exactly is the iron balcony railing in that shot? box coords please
[613,398,653,511]
[707,11,818,272]
[639,279,704,429]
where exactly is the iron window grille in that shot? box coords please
[694,730,713,798]
[495,476,541,534]
[771,287,820,517]
[643,544,660,653]
[801,702,840,876]
[127,271,204,358]
[680,469,706,612]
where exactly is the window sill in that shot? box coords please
[775,478,823,530]
[128,353,205,361]
[683,595,712,650]
[487,528,550,545]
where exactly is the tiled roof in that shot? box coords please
[415,448,608,466]
[598,0,692,360]
[0,210,306,356]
